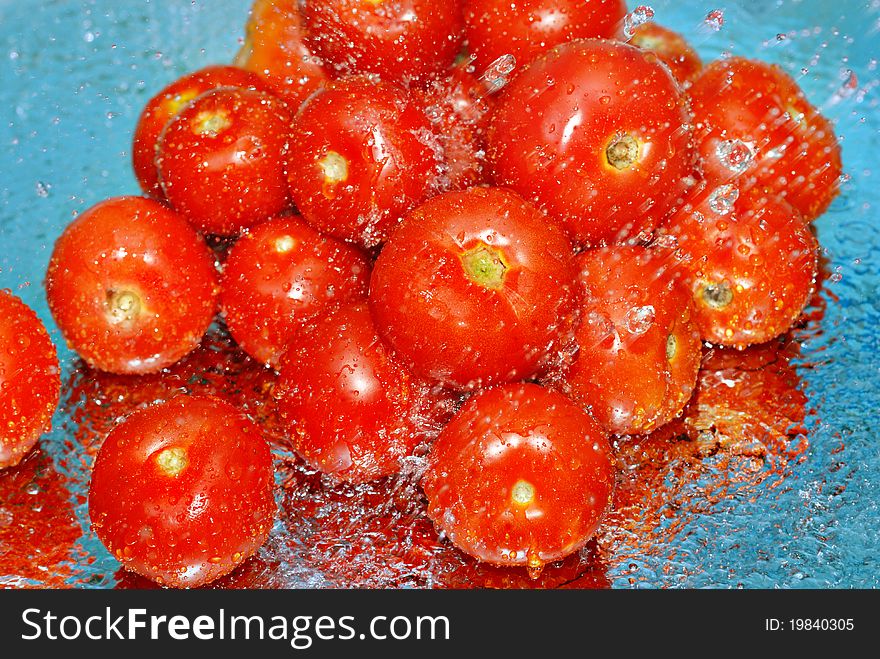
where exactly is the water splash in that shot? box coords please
[705,9,725,31]
[715,139,756,175]
[622,6,655,40]
[478,54,517,95]
[708,184,740,215]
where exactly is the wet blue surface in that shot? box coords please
[0,0,878,588]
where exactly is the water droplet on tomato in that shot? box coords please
[708,184,739,215]
[715,139,755,174]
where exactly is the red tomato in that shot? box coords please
[88,395,275,588]
[488,39,696,246]
[661,184,818,347]
[220,215,371,368]
[132,65,272,201]
[369,186,580,391]
[45,196,219,374]
[628,22,703,87]
[550,246,702,436]
[276,302,453,483]
[233,0,329,111]
[157,87,293,236]
[303,0,464,83]
[286,76,440,248]
[422,383,614,569]
[464,0,627,73]
[0,291,61,469]
[688,57,842,221]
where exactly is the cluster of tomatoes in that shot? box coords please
[0,0,841,588]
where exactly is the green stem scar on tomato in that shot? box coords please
[459,244,509,290]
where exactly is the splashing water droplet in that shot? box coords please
[478,54,517,95]
[705,9,724,31]
[622,5,655,39]
[708,184,739,215]
[625,305,656,335]
[35,181,50,197]
[715,139,755,175]
[838,69,858,98]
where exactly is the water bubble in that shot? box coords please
[625,305,655,335]
[622,5,655,40]
[708,184,739,215]
[715,139,755,175]
[35,181,51,197]
[705,9,724,31]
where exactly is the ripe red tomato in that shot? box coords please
[88,395,275,588]
[661,184,818,347]
[421,383,614,569]
[276,302,453,483]
[234,0,329,111]
[157,87,293,236]
[369,186,580,391]
[628,22,703,87]
[220,215,371,368]
[303,0,464,84]
[464,0,627,73]
[132,65,272,201]
[550,245,702,436]
[688,57,842,221]
[488,38,696,246]
[286,76,440,248]
[0,291,61,469]
[45,196,219,374]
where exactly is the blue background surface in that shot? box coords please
[0,0,877,588]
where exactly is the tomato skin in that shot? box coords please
[550,246,702,436]
[369,186,580,391]
[45,196,219,374]
[628,22,703,87]
[132,65,272,201]
[488,39,696,247]
[234,0,329,111]
[220,215,371,368]
[276,302,452,484]
[0,291,61,469]
[88,395,275,588]
[303,0,464,84]
[661,184,818,347]
[464,0,627,73]
[688,57,842,221]
[422,383,614,568]
[286,76,439,249]
[157,87,293,236]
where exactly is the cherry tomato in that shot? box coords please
[661,184,818,347]
[220,214,371,368]
[0,291,61,469]
[688,56,842,221]
[464,0,627,73]
[233,0,329,111]
[488,38,696,247]
[303,0,464,84]
[369,186,580,391]
[276,302,453,483]
[132,65,272,200]
[628,22,703,87]
[421,383,614,569]
[88,395,275,588]
[286,76,440,248]
[550,245,701,436]
[157,87,293,236]
[45,196,219,374]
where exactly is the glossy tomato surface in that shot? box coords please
[0,291,61,469]
[552,245,701,436]
[369,186,580,391]
[303,0,464,83]
[286,76,439,248]
[628,22,703,87]
[488,38,696,246]
[662,185,818,347]
[422,383,614,568]
[45,196,219,374]
[688,57,842,221]
[220,214,371,367]
[132,65,271,200]
[88,395,275,588]
[157,87,293,236]
[464,0,627,72]
[276,302,453,483]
